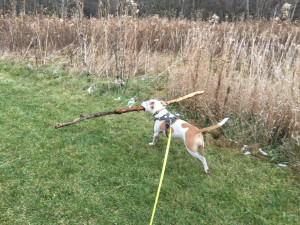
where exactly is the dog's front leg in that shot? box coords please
[149,131,160,146]
[149,123,161,146]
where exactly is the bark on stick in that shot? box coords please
[55,91,204,129]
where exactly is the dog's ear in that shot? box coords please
[161,101,167,106]
[150,101,155,109]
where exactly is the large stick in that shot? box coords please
[55,91,204,129]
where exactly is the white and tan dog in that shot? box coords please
[142,99,228,174]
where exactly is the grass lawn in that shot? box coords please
[0,61,299,224]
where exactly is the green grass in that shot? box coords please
[0,61,299,224]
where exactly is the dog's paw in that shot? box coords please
[206,169,210,175]
[149,142,155,146]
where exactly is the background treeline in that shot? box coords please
[0,0,299,21]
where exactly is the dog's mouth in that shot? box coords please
[141,101,150,112]
[141,101,147,107]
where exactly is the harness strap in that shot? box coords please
[154,112,177,137]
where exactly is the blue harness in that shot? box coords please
[154,112,177,137]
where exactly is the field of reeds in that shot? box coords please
[0,12,299,165]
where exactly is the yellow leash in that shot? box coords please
[149,128,172,225]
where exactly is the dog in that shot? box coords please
[141,99,228,174]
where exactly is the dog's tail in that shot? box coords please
[198,118,229,132]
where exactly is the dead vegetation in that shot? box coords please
[167,20,300,165]
[0,12,299,164]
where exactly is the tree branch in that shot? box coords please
[55,91,204,129]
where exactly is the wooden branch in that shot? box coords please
[55,91,204,129]
[165,91,204,105]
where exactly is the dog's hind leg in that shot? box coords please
[198,143,210,174]
[185,144,210,174]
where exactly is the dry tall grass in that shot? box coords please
[0,13,299,164]
[168,21,300,164]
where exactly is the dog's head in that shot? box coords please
[141,99,167,115]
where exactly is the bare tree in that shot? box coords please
[0,0,299,20]
[246,0,249,19]
[291,0,299,20]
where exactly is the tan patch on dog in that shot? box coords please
[181,123,202,153]
[160,120,177,134]
[150,101,155,109]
